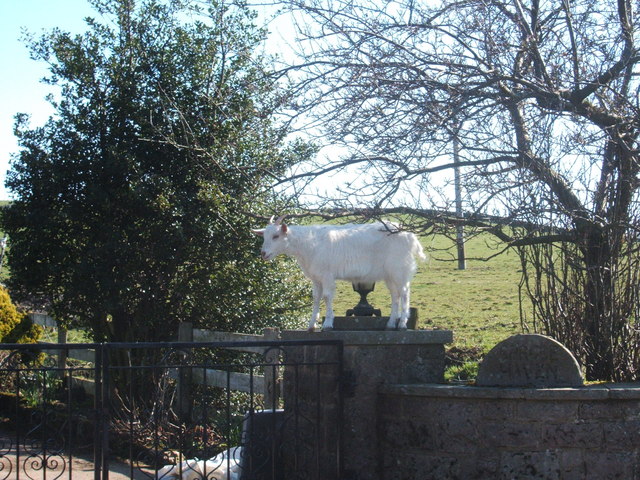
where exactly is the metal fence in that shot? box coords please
[0,340,344,480]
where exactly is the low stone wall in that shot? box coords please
[378,383,640,480]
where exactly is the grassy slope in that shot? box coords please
[332,231,525,353]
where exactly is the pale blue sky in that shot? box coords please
[0,0,296,202]
[1,0,98,200]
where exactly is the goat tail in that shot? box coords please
[411,235,427,262]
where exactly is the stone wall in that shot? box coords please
[278,331,640,479]
[378,383,640,480]
[280,330,453,480]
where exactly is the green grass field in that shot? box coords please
[333,231,525,353]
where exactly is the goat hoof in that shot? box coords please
[322,326,334,332]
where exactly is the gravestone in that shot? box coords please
[239,409,284,480]
[476,334,583,387]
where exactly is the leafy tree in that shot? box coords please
[280,0,640,380]
[3,0,311,342]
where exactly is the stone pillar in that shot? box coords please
[280,329,452,480]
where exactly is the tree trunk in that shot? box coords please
[581,226,618,381]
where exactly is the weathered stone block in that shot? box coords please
[583,451,639,479]
[484,422,542,449]
[499,450,561,480]
[382,452,460,480]
[476,334,583,387]
[378,417,442,451]
[542,422,603,449]
[474,452,500,478]
[478,399,517,421]
[441,415,480,444]
[430,397,482,420]
[579,401,627,420]
[602,420,640,450]
[386,394,440,421]
[517,400,580,422]
[559,449,586,479]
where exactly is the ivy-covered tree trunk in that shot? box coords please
[581,228,617,380]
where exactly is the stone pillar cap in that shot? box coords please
[281,329,453,346]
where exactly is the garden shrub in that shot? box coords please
[0,286,42,344]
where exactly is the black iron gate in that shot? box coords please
[0,339,343,479]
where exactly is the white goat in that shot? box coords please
[252,216,426,331]
[156,447,242,479]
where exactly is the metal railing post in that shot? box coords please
[93,344,103,480]
[177,322,194,421]
[102,344,112,480]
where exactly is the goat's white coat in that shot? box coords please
[252,219,426,330]
[156,447,241,479]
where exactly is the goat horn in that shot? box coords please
[269,215,275,224]
[274,215,287,225]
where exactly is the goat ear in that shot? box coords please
[251,229,265,237]
[281,223,288,234]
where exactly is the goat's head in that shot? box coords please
[251,215,289,261]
